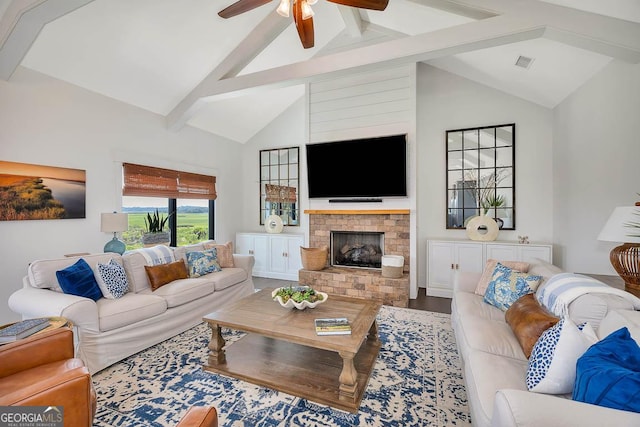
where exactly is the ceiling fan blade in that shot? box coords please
[327,0,388,11]
[218,0,273,18]
[293,0,315,49]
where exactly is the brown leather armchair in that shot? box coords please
[0,327,96,426]
[177,406,218,427]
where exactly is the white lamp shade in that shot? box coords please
[101,212,129,233]
[597,207,640,244]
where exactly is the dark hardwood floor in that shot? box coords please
[253,277,451,315]
[409,287,452,314]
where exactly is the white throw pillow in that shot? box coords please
[526,316,598,394]
[95,258,129,299]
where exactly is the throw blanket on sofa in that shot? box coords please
[537,273,640,316]
[135,245,175,266]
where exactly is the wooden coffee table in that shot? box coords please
[202,289,382,413]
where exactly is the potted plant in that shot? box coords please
[141,209,171,247]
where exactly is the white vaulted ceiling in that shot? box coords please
[1,0,639,143]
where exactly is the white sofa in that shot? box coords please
[451,259,640,427]
[9,241,254,374]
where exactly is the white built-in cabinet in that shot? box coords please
[236,233,304,281]
[426,240,552,298]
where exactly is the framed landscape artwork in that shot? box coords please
[0,160,86,221]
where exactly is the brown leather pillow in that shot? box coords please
[505,294,559,358]
[144,260,188,291]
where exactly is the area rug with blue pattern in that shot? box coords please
[92,306,470,426]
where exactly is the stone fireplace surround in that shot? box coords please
[299,210,410,307]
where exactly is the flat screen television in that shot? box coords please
[306,134,407,199]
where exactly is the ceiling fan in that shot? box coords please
[218,0,389,49]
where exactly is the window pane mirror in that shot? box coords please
[446,124,515,230]
[260,147,299,226]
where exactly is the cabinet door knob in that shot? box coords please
[451,263,454,270]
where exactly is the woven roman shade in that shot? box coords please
[123,163,217,200]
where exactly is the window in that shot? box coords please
[121,164,216,249]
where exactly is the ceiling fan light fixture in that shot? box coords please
[276,0,290,17]
[301,0,314,20]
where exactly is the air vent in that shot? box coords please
[515,55,534,69]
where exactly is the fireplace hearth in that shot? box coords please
[302,210,410,307]
[331,231,384,269]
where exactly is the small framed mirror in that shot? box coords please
[260,147,299,226]
[446,124,515,230]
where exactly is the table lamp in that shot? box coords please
[101,212,129,255]
[597,206,640,295]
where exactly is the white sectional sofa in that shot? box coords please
[451,259,640,427]
[9,241,254,374]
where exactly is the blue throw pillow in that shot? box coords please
[56,258,103,301]
[483,263,542,311]
[185,248,221,278]
[573,327,640,412]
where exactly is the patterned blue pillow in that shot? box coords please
[186,248,221,278]
[56,258,103,301]
[483,263,542,311]
[527,317,598,394]
[95,259,129,299]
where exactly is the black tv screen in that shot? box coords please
[306,134,407,199]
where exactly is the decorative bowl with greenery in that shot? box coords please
[272,285,327,310]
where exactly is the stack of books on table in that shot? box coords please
[0,318,50,344]
[315,317,351,336]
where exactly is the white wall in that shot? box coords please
[553,61,640,274]
[416,64,554,288]
[0,67,245,324]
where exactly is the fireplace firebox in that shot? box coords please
[330,231,384,269]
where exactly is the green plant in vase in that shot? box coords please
[481,194,505,215]
[142,209,171,246]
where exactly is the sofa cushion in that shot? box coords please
[94,258,129,299]
[144,260,189,291]
[29,253,119,291]
[475,259,530,295]
[464,349,530,427]
[458,315,527,360]
[56,258,103,301]
[569,294,635,331]
[483,263,542,311]
[96,293,167,332]
[173,242,207,264]
[185,249,221,277]
[208,267,248,291]
[143,277,213,308]
[527,317,598,394]
[203,241,235,268]
[506,294,559,358]
[452,291,505,322]
[598,309,640,344]
[573,327,640,412]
